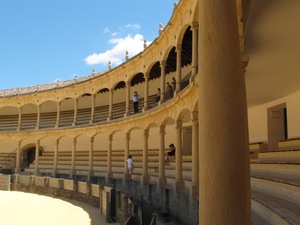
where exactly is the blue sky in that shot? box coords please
[0,0,176,90]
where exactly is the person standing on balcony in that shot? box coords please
[166,82,173,99]
[155,88,161,103]
[132,91,141,113]
[171,77,176,93]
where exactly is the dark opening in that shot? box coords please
[283,107,288,139]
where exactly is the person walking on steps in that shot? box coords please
[127,155,134,179]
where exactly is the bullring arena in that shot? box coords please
[0,0,300,225]
[0,190,118,225]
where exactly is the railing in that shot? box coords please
[141,195,156,225]
[0,72,192,133]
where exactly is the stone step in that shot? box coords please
[251,190,300,225]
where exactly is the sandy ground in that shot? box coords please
[0,191,119,225]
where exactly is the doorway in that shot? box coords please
[267,103,288,150]
[22,146,42,170]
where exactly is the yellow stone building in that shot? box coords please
[0,0,299,225]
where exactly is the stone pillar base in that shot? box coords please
[190,184,199,197]
[105,172,113,183]
[122,174,130,185]
[14,168,20,174]
[141,175,151,184]
[174,179,185,193]
[158,177,167,186]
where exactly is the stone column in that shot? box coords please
[160,61,166,102]
[143,73,149,111]
[124,132,130,181]
[53,139,59,177]
[17,107,21,131]
[142,129,150,183]
[72,98,78,126]
[125,81,130,116]
[14,141,21,174]
[175,45,182,93]
[71,138,76,178]
[158,126,167,188]
[191,22,199,79]
[198,0,251,224]
[55,102,61,128]
[35,104,40,130]
[90,94,96,124]
[175,120,184,191]
[108,89,113,120]
[34,140,40,175]
[191,111,199,197]
[106,134,113,182]
[88,136,94,182]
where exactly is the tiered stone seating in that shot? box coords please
[24,150,110,178]
[59,110,74,127]
[250,140,300,224]
[23,148,194,189]
[23,151,72,175]
[0,115,18,131]
[108,150,125,179]
[129,149,160,181]
[0,94,160,132]
[111,103,126,119]
[94,105,109,122]
[76,108,92,125]
[92,151,108,177]
[277,138,300,151]
[20,113,37,130]
[18,138,300,224]
[21,140,300,224]
[0,153,16,170]
[164,155,193,188]
[39,112,57,128]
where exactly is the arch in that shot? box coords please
[59,97,75,127]
[77,93,93,125]
[0,106,18,131]
[112,81,126,91]
[40,100,57,128]
[148,61,161,81]
[75,134,91,151]
[181,26,193,68]
[78,93,92,110]
[20,103,38,130]
[130,72,145,87]
[159,45,177,75]
[0,105,18,115]
[20,143,43,170]
[177,108,192,122]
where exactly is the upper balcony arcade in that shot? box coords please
[0,4,198,133]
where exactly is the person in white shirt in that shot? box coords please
[127,155,134,179]
[132,91,141,113]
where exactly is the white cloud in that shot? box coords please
[85,34,151,67]
[111,32,118,37]
[125,23,141,29]
[103,27,110,34]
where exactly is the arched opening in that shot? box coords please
[267,103,288,150]
[21,146,42,170]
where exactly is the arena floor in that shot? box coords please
[0,191,119,225]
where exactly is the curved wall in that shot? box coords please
[0,0,199,155]
[0,0,299,155]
